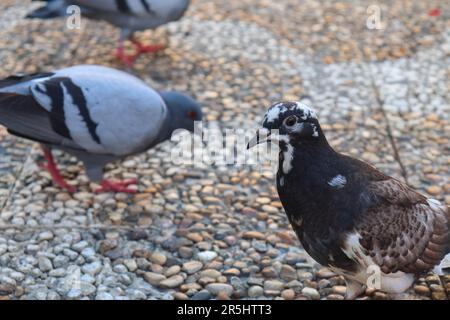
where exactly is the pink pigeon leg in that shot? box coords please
[95,178,137,193]
[131,38,165,54]
[113,39,136,67]
[39,146,76,193]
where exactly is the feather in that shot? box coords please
[354,178,449,273]
[0,92,81,150]
[0,72,54,89]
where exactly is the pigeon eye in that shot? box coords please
[187,111,197,119]
[284,116,297,127]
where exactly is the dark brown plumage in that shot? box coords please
[249,101,450,299]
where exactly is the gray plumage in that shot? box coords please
[0,65,202,183]
[28,0,190,39]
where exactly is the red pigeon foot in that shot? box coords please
[132,40,165,54]
[95,179,137,193]
[114,47,137,67]
[114,41,164,66]
[428,8,441,16]
[39,147,76,193]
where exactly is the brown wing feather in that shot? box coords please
[355,178,450,274]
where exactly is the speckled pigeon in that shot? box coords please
[0,65,202,193]
[27,0,191,65]
[248,101,450,299]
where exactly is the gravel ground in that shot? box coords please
[0,0,449,300]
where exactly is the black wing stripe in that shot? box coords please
[0,92,82,150]
[116,0,131,13]
[39,78,72,140]
[62,79,101,145]
[140,0,152,13]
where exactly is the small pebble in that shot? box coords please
[301,287,320,300]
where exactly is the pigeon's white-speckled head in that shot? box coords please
[263,101,317,127]
[261,101,320,141]
[248,101,325,151]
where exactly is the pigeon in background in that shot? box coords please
[248,101,449,299]
[0,65,202,193]
[27,0,191,65]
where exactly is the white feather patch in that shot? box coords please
[282,143,294,174]
[30,82,52,112]
[264,102,317,124]
[342,233,374,268]
[427,198,444,211]
[336,232,415,294]
[61,82,105,153]
[265,103,287,123]
[294,102,317,119]
[311,124,319,137]
[278,175,285,187]
[328,174,347,189]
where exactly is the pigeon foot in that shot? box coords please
[113,48,137,67]
[39,147,76,193]
[114,40,164,66]
[95,179,137,193]
[132,41,165,54]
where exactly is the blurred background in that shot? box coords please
[0,0,448,300]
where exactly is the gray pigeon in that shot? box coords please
[0,65,202,193]
[27,0,191,65]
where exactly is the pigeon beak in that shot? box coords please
[247,128,271,149]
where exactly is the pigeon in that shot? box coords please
[248,101,450,299]
[0,65,202,193]
[27,0,191,65]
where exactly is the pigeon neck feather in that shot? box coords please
[153,105,176,145]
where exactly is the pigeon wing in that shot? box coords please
[0,71,84,150]
[346,177,450,275]
[73,0,173,17]
[0,91,83,150]
[39,66,168,156]
[1,66,168,157]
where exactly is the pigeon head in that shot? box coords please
[160,91,203,133]
[248,101,325,149]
